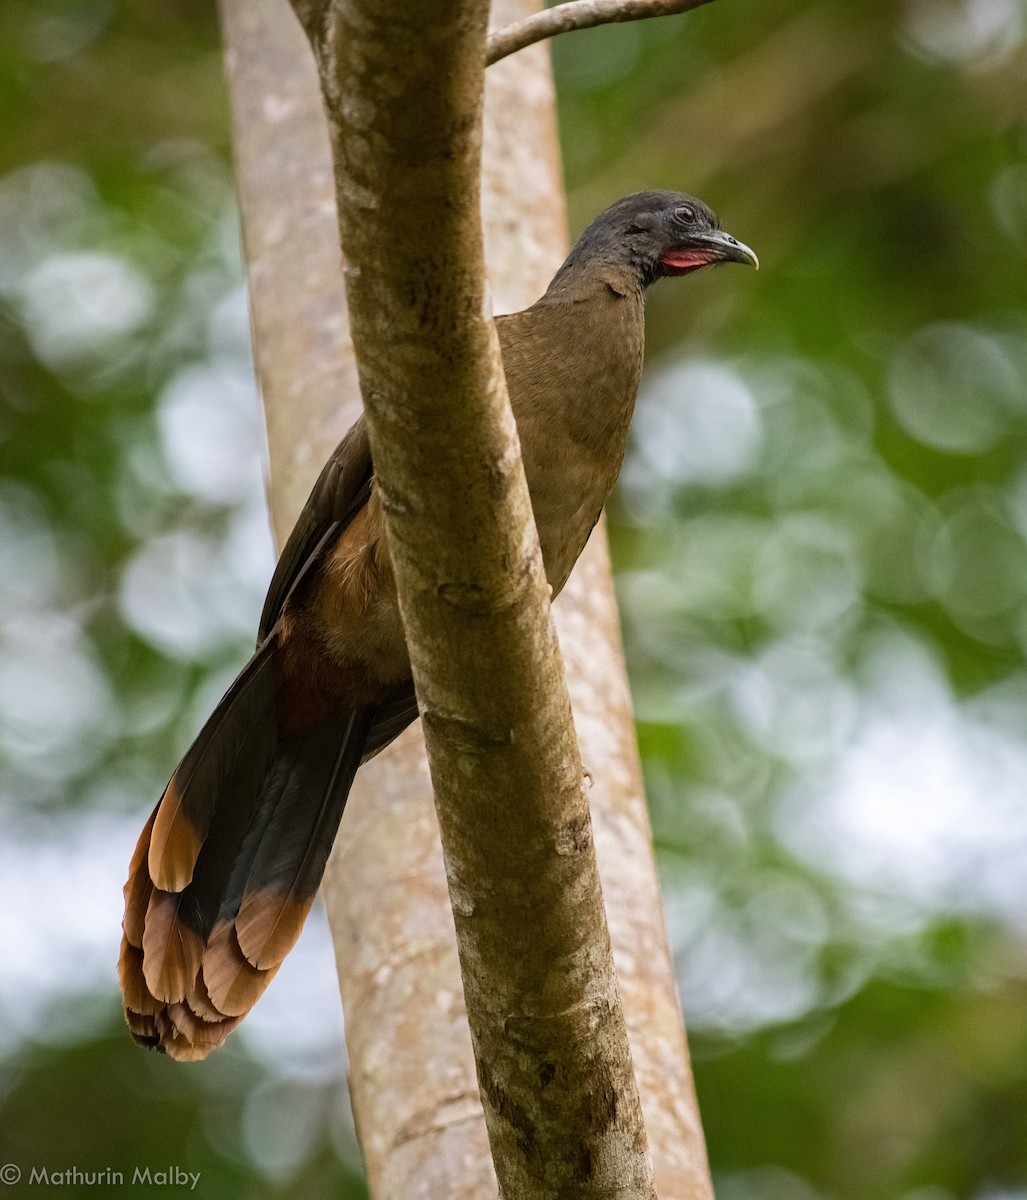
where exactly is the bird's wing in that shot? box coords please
[257,414,375,644]
[256,415,420,759]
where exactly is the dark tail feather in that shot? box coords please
[361,684,418,762]
[119,671,372,1061]
[130,655,279,1007]
[148,643,278,893]
[233,709,372,970]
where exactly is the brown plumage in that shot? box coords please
[119,191,757,1059]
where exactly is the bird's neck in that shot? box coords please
[543,253,646,303]
[526,269,647,442]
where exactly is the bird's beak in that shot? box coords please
[693,228,759,269]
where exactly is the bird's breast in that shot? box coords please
[504,288,645,595]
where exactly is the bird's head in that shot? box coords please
[562,190,758,291]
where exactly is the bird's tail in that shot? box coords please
[119,641,372,1061]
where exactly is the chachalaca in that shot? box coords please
[120,191,757,1060]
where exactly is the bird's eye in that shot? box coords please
[674,204,697,225]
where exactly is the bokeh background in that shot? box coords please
[2,1,1027,1196]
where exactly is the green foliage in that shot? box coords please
[2,0,1026,1195]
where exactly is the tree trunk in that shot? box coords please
[219,1,713,1196]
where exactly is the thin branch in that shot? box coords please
[486,0,714,66]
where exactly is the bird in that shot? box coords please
[119,190,757,1060]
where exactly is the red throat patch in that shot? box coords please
[658,249,718,276]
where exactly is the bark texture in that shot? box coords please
[299,2,655,1196]
[220,0,714,1196]
[218,0,355,543]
